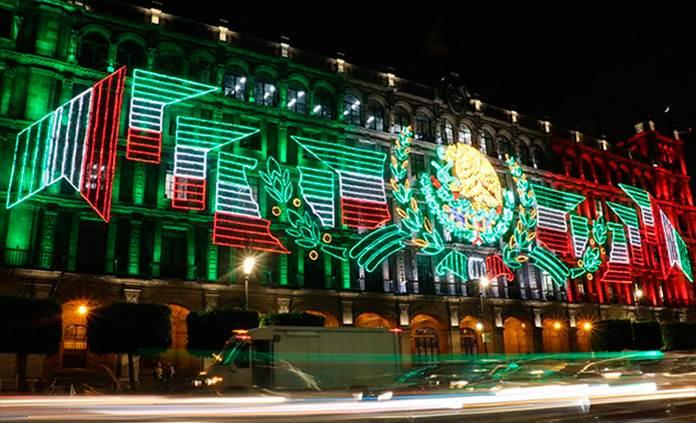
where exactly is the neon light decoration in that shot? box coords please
[291,135,391,229]
[298,167,335,227]
[600,222,632,284]
[532,184,585,255]
[349,225,407,272]
[172,117,259,210]
[126,70,217,163]
[6,67,126,222]
[435,250,469,280]
[607,201,644,265]
[422,143,515,245]
[660,210,693,282]
[569,214,590,259]
[529,245,570,286]
[620,184,658,244]
[486,254,515,281]
[213,152,288,253]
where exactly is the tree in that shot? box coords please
[186,307,258,357]
[662,322,696,350]
[87,302,171,390]
[632,320,663,350]
[260,312,326,327]
[592,319,634,351]
[0,295,62,390]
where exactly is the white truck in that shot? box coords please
[198,326,402,391]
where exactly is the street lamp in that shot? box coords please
[479,277,491,353]
[634,288,644,319]
[77,304,89,316]
[242,256,256,310]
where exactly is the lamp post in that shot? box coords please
[242,256,256,310]
[634,288,644,320]
[479,277,491,353]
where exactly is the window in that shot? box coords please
[255,77,277,107]
[394,110,411,133]
[412,153,426,176]
[415,113,433,140]
[532,145,545,169]
[542,272,555,298]
[153,51,184,76]
[343,94,362,125]
[287,82,307,114]
[312,88,333,119]
[0,9,11,39]
[78,33,109,69]
[518,143,530,165]
[443,120,454,144]
[478,131,489,154]
[188,58,213,83]
[116,41,146,69]
[458,124,472,144]
[498,136,511,159]
[223,70,247,100]
[366,102,385,131]
[484,132,497,158]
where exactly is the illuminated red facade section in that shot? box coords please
[126,128,163,163]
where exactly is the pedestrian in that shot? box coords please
[166,363,175,392]
[153,361,164,391]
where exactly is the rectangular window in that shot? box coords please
[0,9,11,39]
[412,154,425,177]
[542,272,555,298]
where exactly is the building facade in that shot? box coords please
[1,0,695,381]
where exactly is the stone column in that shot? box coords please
[279,252,288,286]
[567,308,578,351]
[151,223,161,278]
[66,214,79,271]
[0,67,16,116]
[133,163,146,205]
[186,227,196,280]
[128,219,141,276]
[341,301,353,325]
[105,220,117,273]
[491,307,505,354]
[278,122,288,164]
[533,309,544,353]
[449,304,461,355]
[323,253,332,289]
[38,209,57,269]
[207,229,218,281]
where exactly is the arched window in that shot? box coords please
[312,88,333,119]
[481,131,496,157]
[223,69,247,100]
[442,120,454,144]
[153,50,184,76]
[116,40,145,69]
[188,58,213,83]
[255,75,277,107]
[415,113,433,140]
[394,109,411,133]
[286,81,307,114]
[366,102,385,131]
[343,94,362,125]
[458,124,472,145]
[78,32,109,69]
[498,136,512,159]
[518,142,530,165]
[532,145,545,169]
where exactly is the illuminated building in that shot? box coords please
[0,0,694,382]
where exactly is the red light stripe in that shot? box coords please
[213,212,289,253]
[172,176,206,210]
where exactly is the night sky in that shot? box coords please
[142,1,696,188]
